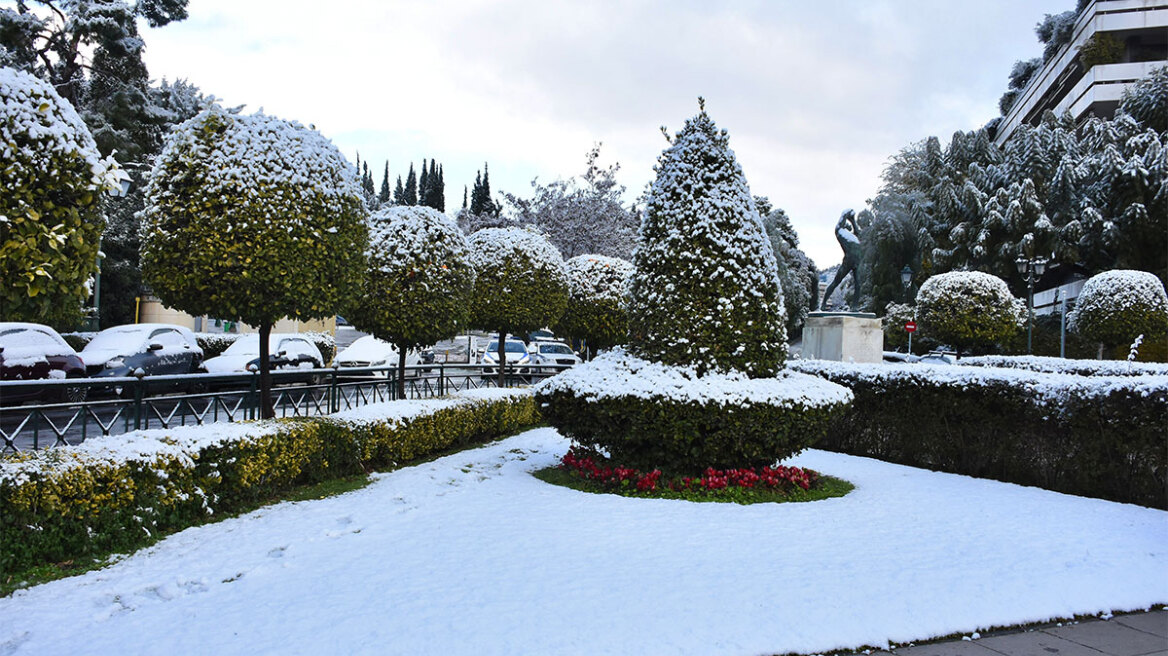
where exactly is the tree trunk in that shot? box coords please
[397,343,408,399]
[259,321,275,419]
[497,328,507,388]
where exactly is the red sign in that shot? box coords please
[905,321,917,333]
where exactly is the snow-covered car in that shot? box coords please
[334,335,430,376]
[201,333,324,382]
[480,337,531,376]
[528,340,581,373]
[83,324,204,385]
[0,322,88,403]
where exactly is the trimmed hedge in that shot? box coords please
[0,390,539,577]
[789,360,1168,508]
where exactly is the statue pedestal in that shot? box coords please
[802,312,883,363]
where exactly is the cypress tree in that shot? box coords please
[470,170,484,215]
[379,161,391,204]
[419,159,430,206]
[462,184,468,211]
[394,175,405,205]
[404,163,418,205]
[435,163,445,213]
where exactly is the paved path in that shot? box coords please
[870,610,1166,656]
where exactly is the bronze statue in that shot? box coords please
[820,209,862,310]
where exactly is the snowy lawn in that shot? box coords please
[1,427,1164,656]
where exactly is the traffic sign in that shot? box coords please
[905,321,917,333]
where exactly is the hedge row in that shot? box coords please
[959,355,1168,377]
[789,360,1168,508]
[0,389,539,577]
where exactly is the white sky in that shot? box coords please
[139,0,1070,266]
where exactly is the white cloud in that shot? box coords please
[141,0,1068,265]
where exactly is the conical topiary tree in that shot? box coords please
[537,102,851,474]
[626,99,787,377]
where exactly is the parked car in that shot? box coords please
[83,324,204,389]
[919,350,958,365]
[0,322,87,403]
[480,337,531,377]
[201,333,324,382]
[528,340,581,374]
[334,335,430,377]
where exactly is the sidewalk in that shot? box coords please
[876,610,1166,656]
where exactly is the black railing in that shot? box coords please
[0,363,570,453]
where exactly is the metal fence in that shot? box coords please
[0,363,567,453]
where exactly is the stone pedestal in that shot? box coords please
[801,312,883,363]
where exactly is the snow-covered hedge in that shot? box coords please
[537,349,852,473]
[0,389,539,576]
[960,355,1168,377]
[789,360,1168,508]
[916,271,1023,353]
[1068,270,1168,348]
[555,254,634,351]
[1,67,122,328]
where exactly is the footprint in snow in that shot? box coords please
[268,546,286,558]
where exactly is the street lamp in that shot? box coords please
[900,265,914,354]
[1016,255,1048,355]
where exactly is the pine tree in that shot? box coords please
[404,163,418,205]
[378,161,391,205]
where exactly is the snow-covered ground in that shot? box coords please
[1,427,1164,656]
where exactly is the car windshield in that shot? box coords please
[538,343,573,355]
[486,341,527,354]
[221,334,261,356]
[84,327,149,353]
[0,328,72,359]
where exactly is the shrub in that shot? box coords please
[0,389,539,576]
[625,102,787,376]
[1068,270,1168,350]
[467,226,568,384]
[555,254,634,353]
[789,359,1168,508]
[916,271,1023,354]
[537,349,852,474]
[139,106,368,417]
[0,68,123,329]
[348,205,474,395]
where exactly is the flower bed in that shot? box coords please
[789,360,1168,508]
[0,389,538,577]
[559,446,818,493]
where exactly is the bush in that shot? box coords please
[1068,270,1168,350]
[1,68,122,329]
[536,349,852,474]
[0,389,539,576]
[789,360,1168,508]
[916,271,1023,354]
[555,254,634,353]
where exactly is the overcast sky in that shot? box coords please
[140,0,1070,266]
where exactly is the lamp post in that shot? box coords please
[1015,255,1048,355]
[900,265,913,354]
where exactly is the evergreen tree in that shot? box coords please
[419,159,430,206]
[378,162,391,205]
[625,101,787,377]
[403,163,418,205]
[435,163,445,212]
[462,184,468,210]
[394,175,405,205]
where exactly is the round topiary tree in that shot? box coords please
[537,102,852,475]
[1,67,123,329]
[916,271,1023,355]
[348,205,475,396]
[466,226,568,386]
[140,106,369,418]
[1069,270,1168,356]
[555,254,634,356]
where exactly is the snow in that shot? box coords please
[334,335,402,366]
[1068,269,1168,333]
[538,347,852,408]
[0,322,78,362]
[1,427,1163,655]
[466,226,567,279]
[565,254,634,303]
[366,205,469,276]
[960,354,1168,376]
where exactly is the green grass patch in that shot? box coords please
[533,465,854,504]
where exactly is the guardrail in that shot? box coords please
[0,363,571,453]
